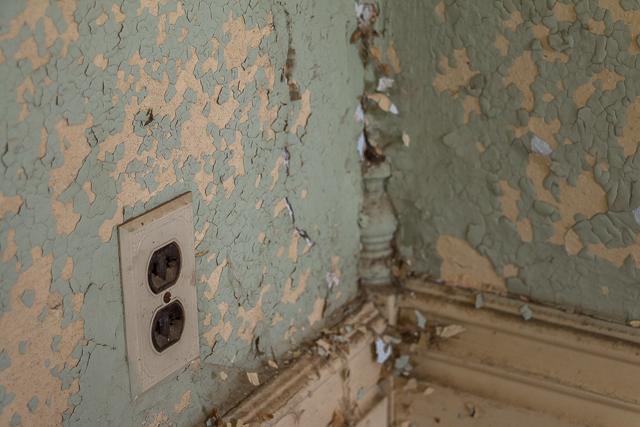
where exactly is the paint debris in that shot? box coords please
[268,360,278,369]
[630,320,640,328]
[519,304,533,321]
[403,378,418,391]
[258,411,274,420]
[414,309,427,329]
[377,77,394,92]
[326,272,340,288]
[475,294,484,309]
[394,355,413,374]
[402,132,410,147]
[247,372,260,386]
[330,410,346,427]
[435,324,466,339]
[423,386,435,396]
[357,386,366,400]
[358,132,366,157]
[530,135,554,157]
[375,337,392,363]
[355,104,365,122]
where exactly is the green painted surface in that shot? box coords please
[0,0,362,425]
[372,0,640,323]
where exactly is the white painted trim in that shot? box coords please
[397,280,640,427]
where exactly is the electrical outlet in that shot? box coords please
[118,193,199,399]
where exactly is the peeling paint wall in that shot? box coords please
[0,0,362,425]
[373,0,640,322]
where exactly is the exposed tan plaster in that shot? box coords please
[290,89,312,134]
[502,264,519,278]
[495,35,509,56]
[574,68,624,109]
[195,222,211,249]
[258,231,266,244]
[503,51,538,111]
[370,45,382,62]
[95,12,108,26]
[272,312,283,326]
[602,286,610,295]
[61,256,74,281]
[564,229,583,255]
[174,390,191,414]
[277,245,285,258]
[331,256,341,281]
[498,181,520,223]
[285,326,297,341]
[16,76,35,123]
[239,101,253,124]
[288,231,300,263]
[258,87,278,140]
[599,0,640,54]
[436,235,507,293]
[137,0,167,16]
[542,93,554,102]
[588,235,640,267]
[462,95,481,123]
[387,41,402,74]
[50,116,93,199]
[503,11,524,32]
[0,247,83,426]
[0,189,24,220]
[587,19,606,35]
[82,181,96,204]
[281,268,310,304]
[51,199,81,235]
[274,198,288,218]
[517,218,534,243]
[307,297,325,327]
[554,2,577,22]
[269,156,284,191]
[148,411,169,427]
[2,229,18,263]
[222,11,272,71]
[112,3,126,23]
[92,52,108,70]
[476,141,485,153]
[0,47,5,64]
[368,92,395,113]
[618,95,640,157]
[526,153,608,247]
[436,1,446,22]
[301,189,308,199]
[202,258,228,300]
[236,284,271,343]
[531,23,570,63]
[203,302,233,346]
[529,117,561,148]
[228,131,245,177]
[433,49,478,98]
[255,199,263,210]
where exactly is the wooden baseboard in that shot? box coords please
[222,302,391,427]
[396,279,640,427]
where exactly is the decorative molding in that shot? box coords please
[395,279,640,427]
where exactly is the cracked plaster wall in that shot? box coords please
[0,0,363,425]
[369,0,640,323]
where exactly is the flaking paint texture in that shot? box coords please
[0,0,362,425]
[374,0,640,322]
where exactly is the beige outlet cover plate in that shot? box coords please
[118,193,199,399]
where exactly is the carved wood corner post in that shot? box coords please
[358,160,398,286]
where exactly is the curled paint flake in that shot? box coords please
[531,135,553,157]
[284,197,294,222]
[633,206,640,226]
[282,148,290,175]
[358,132,366,157]
[377,77,394,92]
[519,304,533,321]
[294,228,314,247]
[389,104,398,114]
[326,272,340,289]
[414,309,426,329]
[355,104,365,123]
[375,337,392,363]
